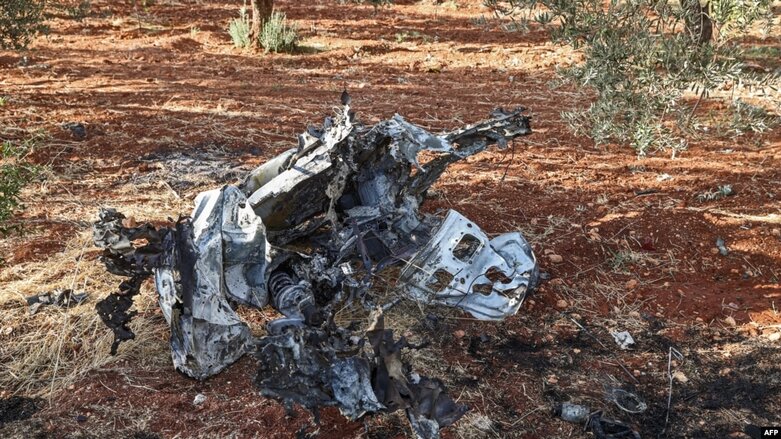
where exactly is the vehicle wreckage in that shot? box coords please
[92,95,538,438]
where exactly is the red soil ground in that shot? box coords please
[1,1,779,438]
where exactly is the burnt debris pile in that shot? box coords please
[93,96,538,438]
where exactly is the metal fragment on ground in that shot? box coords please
[26,289,89,315]
[91,95,538,437]
[611,331,636,350]
[553,403,641,439]
[399,210,537,320]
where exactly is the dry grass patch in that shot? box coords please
[0,230,168,399]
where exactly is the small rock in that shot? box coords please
[715,237,729,256]
[555,299,568,309]
[724,316,737,327]
[193,393,207,406]
[672,371,688,383]
[709,247,719,255]
[771,228,781,238]
[625,279,639,290]
[548,254,563,263]
[454,330,466,339]
[767,332,781,342]
[546,375,558,384]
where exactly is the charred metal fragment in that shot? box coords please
[96,274,146,354]
[93,208,172,354]
[93,208,169,276]
[553,403,641,439]
[93,95,538,436]
[153,190,256,379]
[255,322,380,418]
[366,314,467,438]
[26,289,88,315]
[587,412,641,439]
[255,312,466,439]
[399,210,538,320]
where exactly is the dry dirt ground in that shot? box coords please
[1,1,781,438]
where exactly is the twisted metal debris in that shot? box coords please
[93,95,538,438]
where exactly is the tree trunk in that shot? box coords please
[249,0,273,49]
[681,0,713,46]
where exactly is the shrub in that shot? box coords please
[228,6,252,49]
[0,0,47,50]
[63,0,92,21]
[259,11,298,53]
[485,0,779,156]
[1,139,40,236]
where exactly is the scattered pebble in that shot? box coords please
[555,299,568,309]
[454,330,466,339]
[723,316,737,327]
[772,228,781,238]
[548,254,563,263]
[625,279,638,290]
[767,332,781,342]
[193,393,207,406]
[672,371,688,383]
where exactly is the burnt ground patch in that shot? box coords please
[0,396,42,426]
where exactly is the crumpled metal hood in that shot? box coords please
[91,95,538,438]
